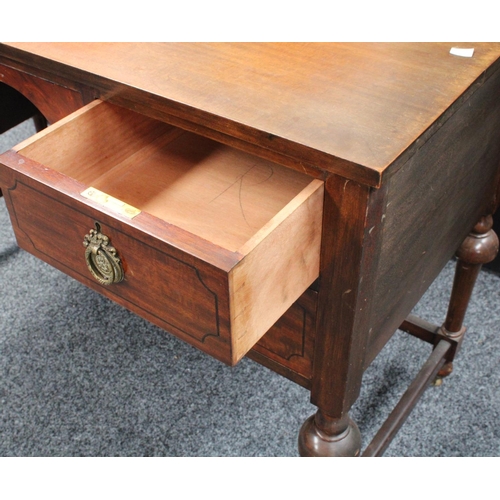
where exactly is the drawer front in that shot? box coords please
[3,177,234,363]
[0,100,323,366]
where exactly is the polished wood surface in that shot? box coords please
[436,215,499,378]
[15,100,317,252]
[3,43,500,186]
[1,43,499,455]
[250,288,317,387]
[364,63,500,367]
[362,339,451,457]
[0,61,89,124]
[0,99,323,365]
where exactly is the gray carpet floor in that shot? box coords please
[0,119,499,457]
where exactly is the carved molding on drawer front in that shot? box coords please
[257,303,308,361]
[251,289,317,381]
[5,180,223,346]
[2,179,38,250]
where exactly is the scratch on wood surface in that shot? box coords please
[299,162,308,174]
[238,171,252,227]
[210,163,274,227]
[342,289,355,312]
[209,164,257,203]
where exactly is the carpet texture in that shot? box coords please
[0,119,499,456]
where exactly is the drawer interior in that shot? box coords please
[15,100,315,252]
[4,99,324,364]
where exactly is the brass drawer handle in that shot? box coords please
[83,222,124,285]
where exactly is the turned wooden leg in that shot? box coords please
[298,410,361,457]
[436,215,499,380]
[299,176,387,457]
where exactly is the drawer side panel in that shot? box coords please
[229,181,324,363]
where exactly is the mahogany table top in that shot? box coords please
[4,42,500,186]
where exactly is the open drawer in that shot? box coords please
[0,100,324,365]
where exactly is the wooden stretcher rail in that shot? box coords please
[362,339,451,457]
[399,314,442,344]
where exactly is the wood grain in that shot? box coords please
[0,62,88,124]
[230,180,323,363]
[0,100,323,365]
[365,64,500,367]
[17,100,314,252]
[3,43,500,186]
[311,175,388,417]
[250,288,318,387]
[1,43,500,454]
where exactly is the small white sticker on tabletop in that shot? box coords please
[450,47,475,57]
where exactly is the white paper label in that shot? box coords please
[450,47,475,58]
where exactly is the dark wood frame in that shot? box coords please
[1,43,499,456]
[486,211,500,273]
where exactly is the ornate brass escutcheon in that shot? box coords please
[83,222,124,285]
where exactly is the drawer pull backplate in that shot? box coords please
[83,223,124,285]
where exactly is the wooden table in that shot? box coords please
[0,43,499,456]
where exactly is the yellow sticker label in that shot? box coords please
[81,187,141,219]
